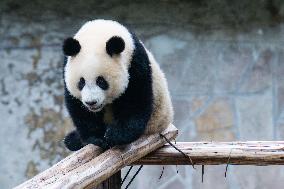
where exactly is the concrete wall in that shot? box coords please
[0,1,284,188]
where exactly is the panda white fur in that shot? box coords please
[63,19,173,151]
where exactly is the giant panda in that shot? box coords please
[63,19,173,151]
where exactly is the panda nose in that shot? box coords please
[85,101,97,106]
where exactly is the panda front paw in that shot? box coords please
[104,127,120,147]
[84,137,109,150]
[64,130,84,151]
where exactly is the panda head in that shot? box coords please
[63,20,135,112]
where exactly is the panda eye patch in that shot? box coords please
[78,77,85,91]
[96,76,109,90]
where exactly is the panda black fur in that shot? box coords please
[63,20,173,151]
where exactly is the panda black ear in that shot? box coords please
[63,37,81,56]
[106,36,125,57]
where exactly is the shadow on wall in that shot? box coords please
[1,0,284,32]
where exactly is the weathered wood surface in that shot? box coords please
[15,131,284,189]
[15,145,103,189]
[133,141,284,165]
[94,171,121,189]
[15,124,178,189]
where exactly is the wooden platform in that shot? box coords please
[14,125,284,189]
[15,124,178,189]
[134,141,284,165]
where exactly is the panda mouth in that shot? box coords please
[88,104,103,112]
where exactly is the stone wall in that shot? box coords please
[0,1,284,188]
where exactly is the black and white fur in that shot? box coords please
[63,20,173,151]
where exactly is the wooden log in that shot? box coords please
[94,171,121,189]
[15,145,103,189]
[15,124,178,189]
[133,141,284,165]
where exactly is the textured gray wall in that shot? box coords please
[1,1,284,188]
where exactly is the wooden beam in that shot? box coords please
[94,171,121,189]
[15,134,284,189]
[133,141,284,165]
[15,124,178,189]
[15,145,103,189]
